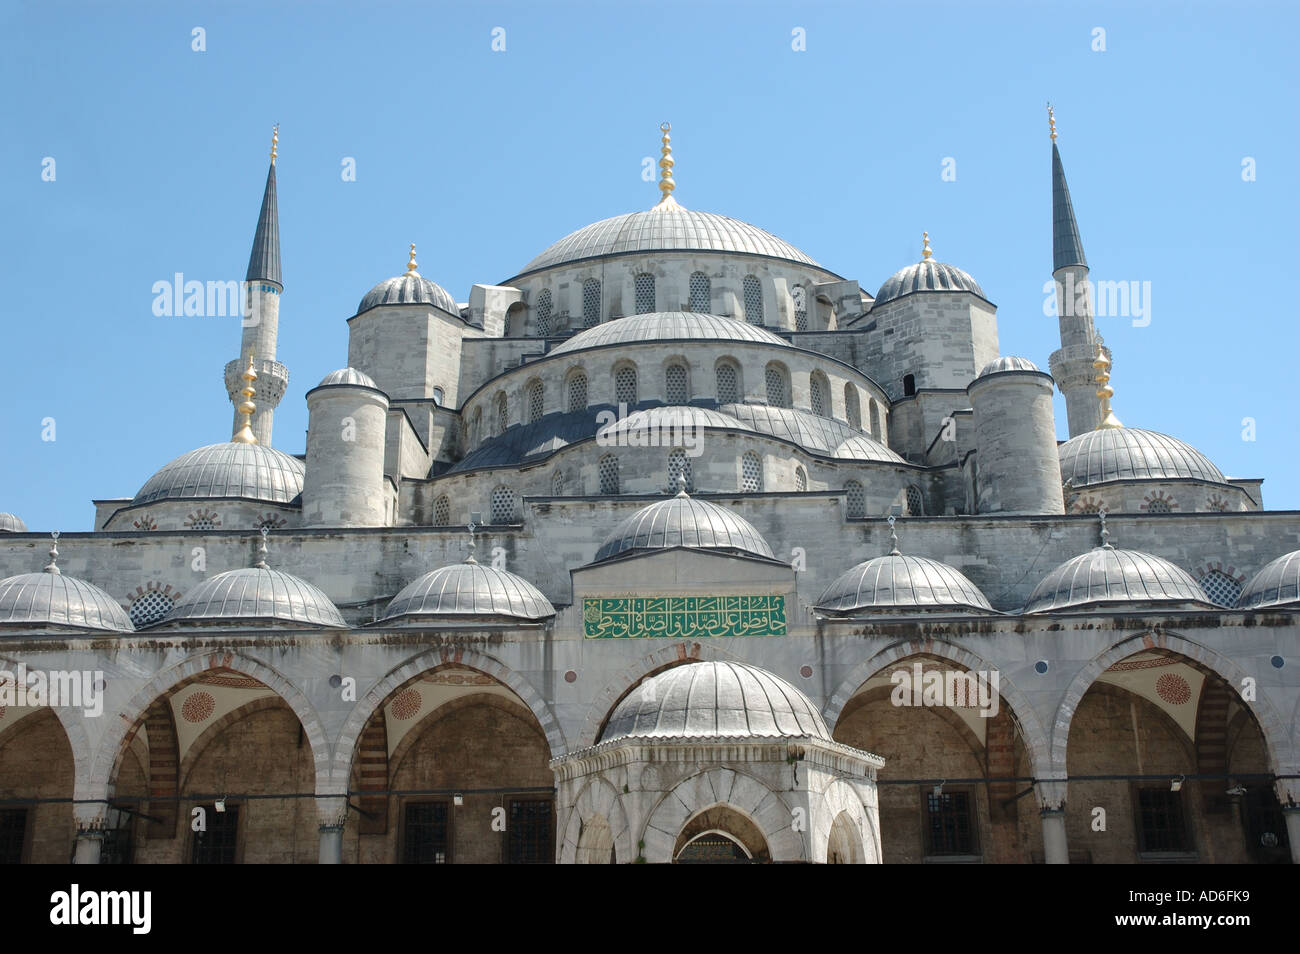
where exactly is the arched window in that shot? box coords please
[495,391,509,433]
[715,361,740,405]
[433,495,450,526]
[667,448,693,493]
[503,302,525,338]
[502,313,512,337]
[794,466,807,492]
[665,363,689,404]
[743,275,764,325]
[599,454,620,495]
[525,379,544,424]
[869,399,882,439]
[844,480,866,519]
[844,385,861,430]
[535,289,553,337]
[635,273,656,314]
[582,279,601,327]
[567,370,588,413]
[809,372,828,417]
[902,374,916,397]
[490,486,517,524]
[1146,497,1173,513]
[470,407,482,446]
[689,272,711,312]
[551,470,565,496]
[432,386,444,406]
[1199,569,1242,607]
[129,589,175,628]
[741,452,762,492]
[765,363,790,408]
[615,365,638,405]
[792,285,808,331]
[905,485,924,516]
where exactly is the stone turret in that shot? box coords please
[303,369,389,527]
[967,357,1065,515]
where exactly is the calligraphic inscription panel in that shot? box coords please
[583,595,786,639]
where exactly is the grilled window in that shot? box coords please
[634,274,656,314]
[668,449,693,493]
[906,485,924,516]
[743,275,764,325]
[490,486,517,524]
[688,272,711,312]
[845,480,865,519]
[505,798,554,864]
[765,365,790,408]
[192,804,239,864]
[403,801,451,864]
[741,452,762,492]
[794,466,807,492]
[1135,788,1192,853]
[433,496,450,526]
[792,284,808,331]
[665,363,688,404]
[496,392,509,433]
[129,590,174,628]
[716,362,739,404]
[0,809,27,864]
[534,289,553,337]
[1199,569,1242,607]
[615,366,638,405]
[1147,497,1173,513]
[810,374,827,417]
[567,371,588,412]
[526,380,544,424]
[599,454,620,495]
[926,790,976,856]
[582,279,601,327]
[551,470,565,496]
[845,386,861,430]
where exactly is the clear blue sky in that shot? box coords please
[2,0,1297,531]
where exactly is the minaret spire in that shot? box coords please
[1046,105,1104,437]
[232,351,259,444]
[225,128,289,447]
[1092,340,1122,429]
[654,122,681,210]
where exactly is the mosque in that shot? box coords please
[0,113,1296,864]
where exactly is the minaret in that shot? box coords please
[1045,106,1109,437]
[224,126,290,447]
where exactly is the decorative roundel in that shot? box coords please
[563,670,578,684]
[1270,656,1284,670]
[181,691,216,723]
[1034,660,1050,674]
[1155,673,1191,705]
[800,665,813,678]
[391,688,422,721]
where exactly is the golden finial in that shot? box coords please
[270,124,279,164]
[406,243,419,275]
[1047,103,1057,142]
[233,351,259,444]
[654,121,680,209]
[1093,340,1122,429]
[921,231,933,261]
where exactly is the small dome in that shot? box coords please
[816,554,993,614]
[517,206,822,276]
[548,312,791,357]
[316,367,379,389]
[1024,546,1209,613]
[1236,551,1300,610]
[0,513,27,533]
[0,571,132,633]
[600,661,831,743]
[719,404,905,464]
[357,272,459,316]
[593,493,775,563]
[978,356,1040,377]
[1058,427,1226,488]
[161,567,346,628]
[380,560,555,623]
[875,259,986,306]
[133,442,305,506]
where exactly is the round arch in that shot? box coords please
[557,775,633,864]
[824,638,1052,781]
[0,653,95,803]
[1050,631,1294,778]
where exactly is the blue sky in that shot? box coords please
[2,0,1297,531]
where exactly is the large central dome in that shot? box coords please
[515,205,823,276]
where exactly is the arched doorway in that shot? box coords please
[0,707,75,863]
[673,806,769,863]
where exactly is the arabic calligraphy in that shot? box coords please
[583,595,786,639]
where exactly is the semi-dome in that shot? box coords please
[978,356,1041,377]
[0,513,27,533]
[593,491,775,563]
[160,566,346,628]
[0,570,132,632]
[357,269,459,317]
[875,258,986,306]
[816,554,993,614]
[600,661,831,743]
[133,442,305,506]
[316,367,379,389]
[595,405,753,443]
[517,206,822,276]
[548,311,790,357]
[1024,546,1209,613]
[719,404,904,463]
[1058,427,1226,488]
[1236,551,1300,610]
[379,559,555,623]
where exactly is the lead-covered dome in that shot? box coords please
[160,566,346,628]
[316,367,379,389]
[0,513,27,533]
[133,442,305,506]
[1058,427,1226,488]
[0,570,132,633]
[978,356,1041,377]
[548,311,791,357]
[1236,551,1300,610]
[593,491,775,562]
[1024,546,1209,613]
[875,258,986,306]
[379,559,555,623]
[600,661,831,743]
[357,270,459,316]
[816,554,993,614]
[517,206,822,275]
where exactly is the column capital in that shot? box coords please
[1033,778,1068,813]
